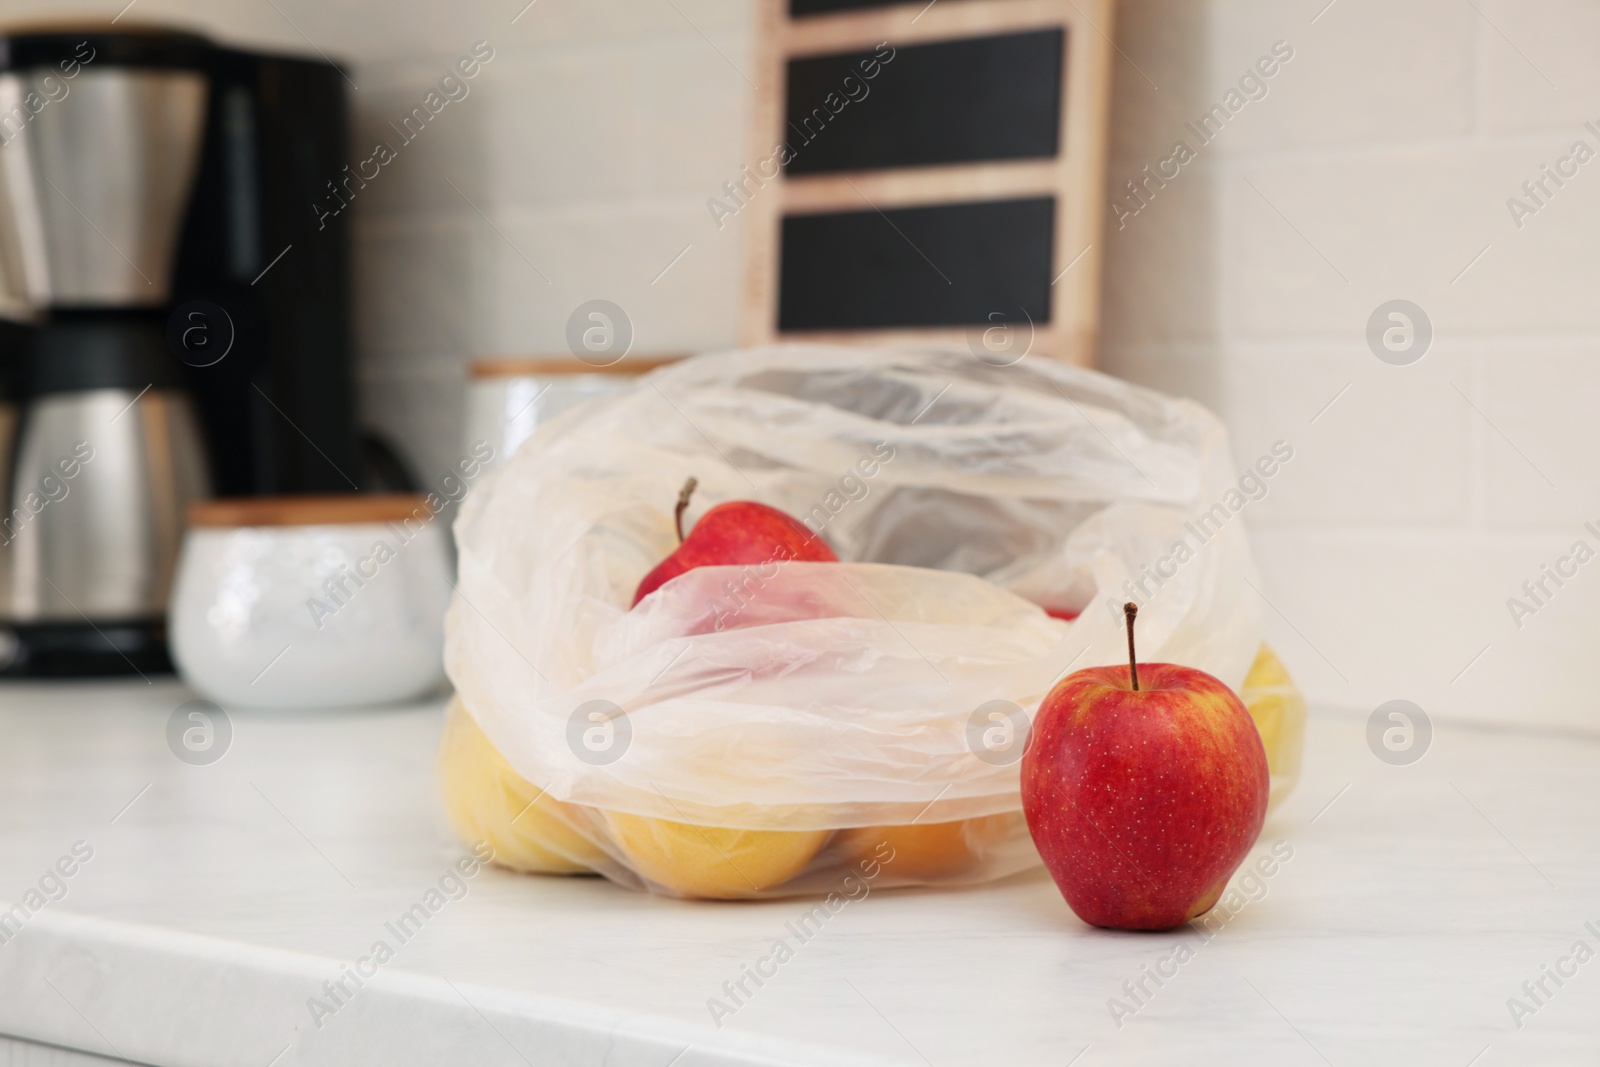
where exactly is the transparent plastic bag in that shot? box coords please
[441,345,1306,898]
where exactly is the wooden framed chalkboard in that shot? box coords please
[742,0,1115,366]
[778,197,1056,330]
[783,29,1065,173]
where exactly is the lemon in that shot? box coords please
[1244,641,1294,687]
[436,697,603,874]
[834,813,1017,882]
[1240,643,1307,809]
[604,812,830,899]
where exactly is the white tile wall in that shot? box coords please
[10,0,1598,730]
[1101,0,1600,731]
[1481,0,1600,133]
[1209,0,1478,152]
[1218,343,1476,527]
[1480,344,1600,529]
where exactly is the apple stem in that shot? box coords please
[1123,601,1140,692]
[674,477,698,543]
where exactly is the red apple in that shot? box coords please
[1021,603,1268,930]
[632,477,837,607]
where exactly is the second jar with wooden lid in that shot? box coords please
[464,355,681,471]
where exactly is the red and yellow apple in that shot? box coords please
[1021,604,1269,930]
[633,477,836,606]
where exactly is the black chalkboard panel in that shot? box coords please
[777,196,1054,331]
[784,29,1063,174]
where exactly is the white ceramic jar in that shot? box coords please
[171,495,451,709]
[465,356,679,471]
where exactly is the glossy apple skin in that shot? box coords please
[632,500,837,607]
[1021,662,1269,930]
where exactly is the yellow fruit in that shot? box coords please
[834,813,1017,882]
[604,812,830,899]
[1244,640,1293,687]
[436,697,603,874]
[1241,643,1307,809]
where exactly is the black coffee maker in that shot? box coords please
[173,41,376,497]
[0,27,407,675]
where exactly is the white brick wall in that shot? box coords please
[10,0,1597,730]
[1104,0,1600,732]
[343,0,753,474]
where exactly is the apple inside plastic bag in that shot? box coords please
[443,345,1280,895]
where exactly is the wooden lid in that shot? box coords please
[470,355,684,379]
[0,19,167,32]
[0,21,214,45]
[187,494,433,529]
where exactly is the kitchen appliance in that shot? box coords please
[0,29,212,674]
[0,27,378,675]
[172,40,369,497]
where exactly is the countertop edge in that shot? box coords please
[2,910,896,1067]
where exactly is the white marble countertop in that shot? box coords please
[0,680,1595,1066]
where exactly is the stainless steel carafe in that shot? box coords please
[0,30,213,674]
